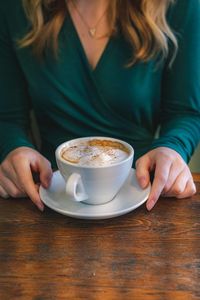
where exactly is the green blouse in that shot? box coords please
[0,0,200,168]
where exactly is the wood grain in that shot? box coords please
[0,180,200,300]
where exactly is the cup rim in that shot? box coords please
[55,136,134,169]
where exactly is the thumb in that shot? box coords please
[37,158,53,188]
[135,155,151,189]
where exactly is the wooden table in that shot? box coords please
[0,174,200,300]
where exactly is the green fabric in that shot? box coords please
[0,0,200,168]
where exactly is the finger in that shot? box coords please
[28,157,53,188]
[0,163,25,192]
[162,163,183,194]
[12,155,52,189]
[13,162,44,211]
[135,156,151,188]
[35,158,53,188]
[0,184,9,199]
[162,169,189,197]
[176,178,196,199]
[0,176,26,198]
[146,157,172,211]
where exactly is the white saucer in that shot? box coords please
[39,169,150,220]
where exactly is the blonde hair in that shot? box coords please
[19,0,177,64]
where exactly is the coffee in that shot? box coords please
[61,139,130,167]
[56,137,134,204]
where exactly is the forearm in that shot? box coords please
[149,115,200,162]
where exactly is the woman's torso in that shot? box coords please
[1,0,166,165]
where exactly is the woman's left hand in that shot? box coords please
[135,147,196,211]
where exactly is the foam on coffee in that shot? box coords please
[61,139,130,166]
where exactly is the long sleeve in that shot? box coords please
[0,6,35,163]
[150,0,200,162]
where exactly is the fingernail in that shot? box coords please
[38,203,44,212]
[44,182,49,188]
[42,180,50,189]
[140,178,147,189]
[146,200,154,211]
[45,176,52,188]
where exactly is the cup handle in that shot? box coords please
[66,173,88,202]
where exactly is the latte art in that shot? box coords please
[61,139,130,166]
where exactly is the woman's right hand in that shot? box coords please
[0,147,53,211]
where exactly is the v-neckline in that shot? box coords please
[67,11,113,74]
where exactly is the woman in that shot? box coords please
[0,0,199,212]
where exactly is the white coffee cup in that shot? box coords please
[55,137,134,205]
